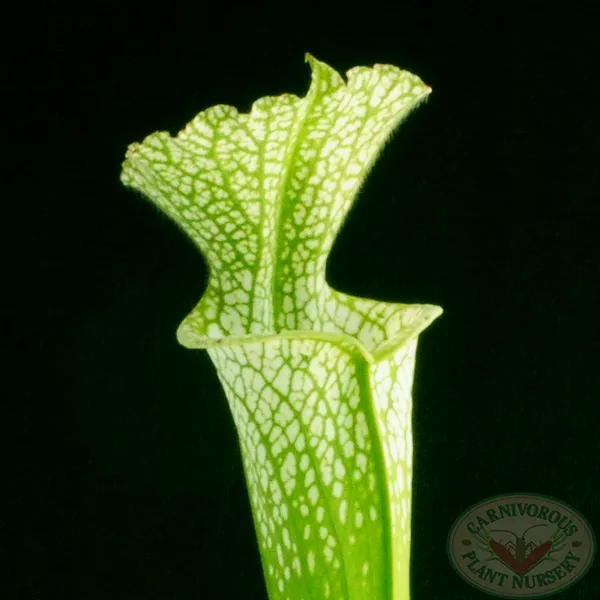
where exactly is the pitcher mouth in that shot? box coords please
[176,301,443,364]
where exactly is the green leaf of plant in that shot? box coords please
[121,54,442,599]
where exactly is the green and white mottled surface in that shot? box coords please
[121,54,442,599]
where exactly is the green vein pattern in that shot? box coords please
[121,54,442,599]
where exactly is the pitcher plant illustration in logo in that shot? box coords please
[472,523,568,576]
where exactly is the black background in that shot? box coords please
[7,2,599,599]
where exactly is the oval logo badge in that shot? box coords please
[447,493,596,598]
